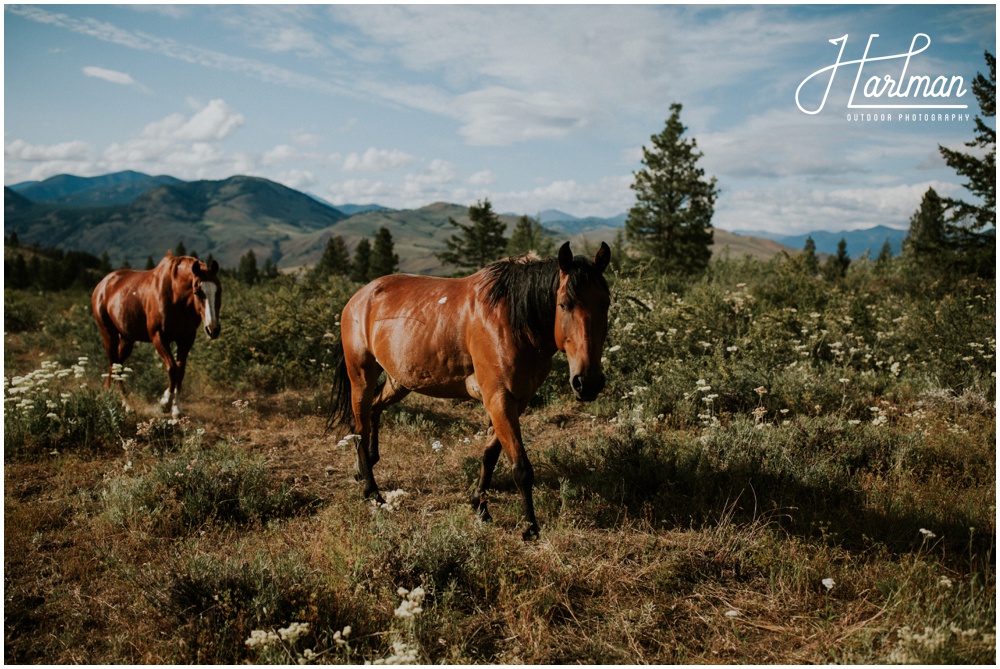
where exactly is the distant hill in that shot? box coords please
[736,225,909,257]
[4,171,800,275]
[9,170,184,207]
[4,176,347,269]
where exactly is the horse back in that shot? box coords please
[341,272,550,400]
[92,265,177,343]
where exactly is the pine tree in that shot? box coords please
[875,239,894,271]
[507,215,555,256]
[311,235,351,281]
[237,249,259,285]
[175,241,187,257]
[437,199,509,273]
[802,236,819,275]
[261,257,279,280]
[625,103,718,275]
[145,256,156,270]
[938,51,995,276]
[369,227,400,278]
[351,238,372,283]
[904,187,948,260]
[99,251,113,274]
[824,238,850,280]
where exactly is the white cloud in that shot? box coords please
[138,99,244,144]
[716,181,962,235]
[466,170,495,186]
[342,147,416,173]
[82,65,136,86]
[5,139,91,162]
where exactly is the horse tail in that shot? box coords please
[325,339,354,436]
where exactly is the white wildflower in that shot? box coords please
[278,621,311,644]
[822,577,835,591]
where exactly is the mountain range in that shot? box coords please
[5,171,906,275]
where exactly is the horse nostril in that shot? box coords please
[571,375,584,392]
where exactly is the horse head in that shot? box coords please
[554,241,611,401]
[191,259,222,340]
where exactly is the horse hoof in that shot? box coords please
[521,524,540,541]
[475,507,493,524]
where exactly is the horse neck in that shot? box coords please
[158,257,194,305]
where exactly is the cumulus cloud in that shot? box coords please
[82,65,137,86]
[342,147,416,172]
[139,99,245,142]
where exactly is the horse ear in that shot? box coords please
[191,262,204,279]
[594,241,611,273]
[165,250,174,258]
[558,242,573,272]
[209,259,219,274]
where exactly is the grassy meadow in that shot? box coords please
[4,251,996,664]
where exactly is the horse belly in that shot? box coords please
[369,316,475,398]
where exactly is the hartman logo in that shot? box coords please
[796,33,971,117]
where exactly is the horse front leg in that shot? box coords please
[151,333,181,418]
[483,392,538,540]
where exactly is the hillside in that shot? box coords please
[5,172,800,275]
[4,176,347,269]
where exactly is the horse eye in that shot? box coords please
[196,288,205,298]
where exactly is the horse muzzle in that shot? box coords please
[571,371,605,402]
[205,324,221,340]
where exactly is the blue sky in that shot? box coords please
[4,3,995,235]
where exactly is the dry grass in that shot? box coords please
[4,386,994,664]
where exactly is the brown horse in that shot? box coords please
[91,251,221,418]
[329,241,611,538]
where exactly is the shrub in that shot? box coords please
[101,441,319,534]
[145,549,349,664]
[4,357,133,460]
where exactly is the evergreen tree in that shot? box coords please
[507,215,555,256]
[824,238,850,280]
[237,249,259,285]
[369,227,400,278]
[802,236,819,275]
[7,253,29,289]
[625,103,718,275]
[261,257,279,280]
[145,255,156,270]
[904,187,948,260]
[175,241,187,257]
[8,232,19,247]
[99,251,113,274]
[437,199,508,273]
[610,229,628,271]
[311,235,351,281]
[938,51,995,276]
[875,239,894,272]
[351,238,372,283]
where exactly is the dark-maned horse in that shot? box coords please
[329,241,611,538]
[91,251,222,418]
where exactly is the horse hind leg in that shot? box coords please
[470,425,503,523]
[347,357,385,503]
[368,375,410,469]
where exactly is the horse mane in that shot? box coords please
[479,252,609,349]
